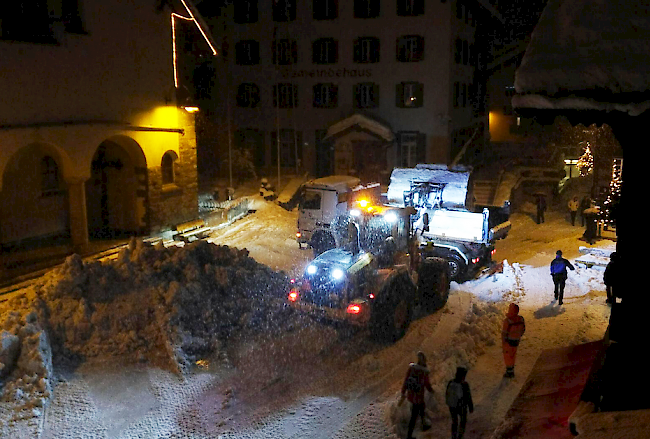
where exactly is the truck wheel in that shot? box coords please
[446,254,467,282]
[311,232,336,256]
[371,279,414,342]
[418,258,450,312]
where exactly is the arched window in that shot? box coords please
[161,151,178,185]
[41,156,60,196]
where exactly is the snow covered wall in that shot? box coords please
[386,164,472,210]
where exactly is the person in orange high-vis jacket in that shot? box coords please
[502,303,525,378]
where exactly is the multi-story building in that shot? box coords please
[205,0,502,184]
[0,0,216,254]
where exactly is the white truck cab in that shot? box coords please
[298,176,376,254]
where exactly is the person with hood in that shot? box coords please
[550,250,575,305]
[446,366,474,439]
[400,351,433,439]
[604,252,620,305]
[502,303,525,378]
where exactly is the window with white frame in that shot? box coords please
[235,40,260,65]
[396,82,423,108]
[273,83,298,108]
[273,39,298,65]
[313,38,338,64]
[313,83,338,108]
[273,0,296,21]
[236,83,260,107]
[354,83,379,108]
[234,0,258,23]
[397,0,424,16]
[313,0,338,19]
[397,132,424,168]
[353,37,380,63]
[397,35,424,62]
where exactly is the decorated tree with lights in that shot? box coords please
[576,142,594,176]
[602,158,623,228]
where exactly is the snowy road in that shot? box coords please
[27,197,612,438]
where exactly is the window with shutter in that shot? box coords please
[273,39,298,65]
[397,82,423,108]
[313,38,338,64]
[354,37,380,63]
[236,40,260,65]
[237,83,260,107]
[273,0,296,21]
[313,83,338,108]
[313,0,338,19]
[354,0,380,18]
[397,0,424,16]
[355,83,379,108]
[397,35,424,62]
[234,0,259,23]
[273,83,298,108]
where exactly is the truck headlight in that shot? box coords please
[307,265,317,275]
[384,211,397,223]
[331,268,344,280]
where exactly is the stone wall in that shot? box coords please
[148,112,199,233]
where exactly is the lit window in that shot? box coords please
[273,83,299,108]
[353,37,380,63]
[161,151,178,185]
[397,82,423,108]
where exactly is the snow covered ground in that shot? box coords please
[0,195,614,438]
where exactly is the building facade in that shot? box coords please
[206,0,496,184]
[0,0,213,253]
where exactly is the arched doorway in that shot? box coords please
[85,137,148,240]
[0,144,71,249]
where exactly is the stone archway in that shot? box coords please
[0,143,72,249]
[85,136,148,240]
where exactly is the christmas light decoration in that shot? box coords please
[602,157,623,228]
[171,0,218,88]
[576,143,594,177]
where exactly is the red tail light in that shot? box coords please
[491,249,497,255]
[288,289,299,302]
[346,303,361,314]
[296,232,301,238]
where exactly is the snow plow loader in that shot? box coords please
[288,200,450,341]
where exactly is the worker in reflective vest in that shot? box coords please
[502,303,525,378]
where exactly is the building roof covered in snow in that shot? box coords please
[512,0,650,116]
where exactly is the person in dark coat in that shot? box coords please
[604,252,620,305]
[550,250,575,305]
[446,367,474,439]
[536,195,547,224]
[400,351,433,439]
[579,196,591,226]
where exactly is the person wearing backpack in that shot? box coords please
[399,351,433,439]
[550,250,575,305]
[446,366,473,439]
[502,303,525,378]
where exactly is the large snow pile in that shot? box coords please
[0,239,290,423]
[387,301,504,437]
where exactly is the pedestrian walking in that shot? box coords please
[568,196,579,226]
[400,351,433,439]
[604,252,620,305]
[536,194,546,224]
[446,367,474,439]
[579,196,590,226]
[502,303,525,378]
[582,204,599,244]
[550,250,575,305]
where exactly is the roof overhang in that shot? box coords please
[324,114,394,143]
